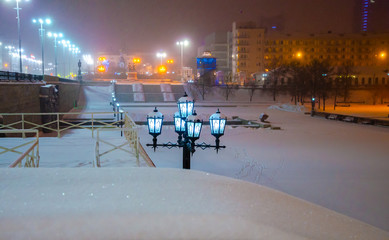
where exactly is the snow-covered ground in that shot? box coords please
[1,84,389,238]
[128,102,389,232]
[1,168,388,239]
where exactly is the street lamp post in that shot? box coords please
[6,0,29,73]
[0,42,2,70]
[146,93,226,169]
[33,18,51,76]
[156,52,166,65]
[176,40,189,82]
[47,32,63,76]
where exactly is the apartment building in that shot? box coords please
[263,32,389,85]
[232,21,265,83]
[200,21,388,85]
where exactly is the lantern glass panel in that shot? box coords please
[210,119,220,134]
[187,102,194,116]
[174,116,181,132]
[174,116,186,132]
[155,119,162,134]
[187,122,194,138]
[194,122,202,138]
[148,118,155,133]
[219,119,226,134]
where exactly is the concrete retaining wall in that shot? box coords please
[0,82,80,133]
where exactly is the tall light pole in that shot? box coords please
[47,32,63,76]
[6,0,30,73]
[32,18,51,76]
[156,52,166,65]
[176,40,189,82]
[0,42,2,70]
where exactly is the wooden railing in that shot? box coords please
[0,129,40,168]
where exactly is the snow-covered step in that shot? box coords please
[160,84,175,102]
[132,83,145,102]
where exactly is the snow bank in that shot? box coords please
[1,168,388,240]
[268,103,306,112]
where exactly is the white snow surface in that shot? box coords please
[268,103,306,112]
[1,168,388,240]
[1,85,389,238]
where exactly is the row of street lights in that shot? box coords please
[4,0,82,77]
[154,40,189,80]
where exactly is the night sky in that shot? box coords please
[0,0,386,64]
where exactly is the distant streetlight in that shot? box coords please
[6,0,30,73]
[47,32,63,76]
[295,51,303,59]
[176,40,189,81]
[32,18,51,76]
[156,52,166,65]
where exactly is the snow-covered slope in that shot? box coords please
[1,168,388,240]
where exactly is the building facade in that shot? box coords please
[263,32,389,85]
[232,21,265,84]
[197,32,232,74]
[200,21,389,86]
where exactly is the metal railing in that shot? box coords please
[0,111,155,167]
[0,112,124,138]
[0,70,43,82]
[0,129,40,168]
[95,127,140,167]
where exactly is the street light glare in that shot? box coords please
[45,18,51,24]
[156,52,166,58]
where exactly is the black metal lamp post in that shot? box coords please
[146,93,226,169]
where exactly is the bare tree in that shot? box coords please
[267,57,288,102]
[335,61,356,103]
[194,71,215,100]
[222,72,238,101]
[286,61,309,105]
[306,59,333,111]
[244,79,258,102]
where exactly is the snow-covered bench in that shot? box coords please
[327,114,337,120]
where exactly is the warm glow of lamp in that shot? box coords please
[167,59,174,64]
[133,58,141,63]
[158,65,167,74]
[98,56,106,62]
[296,52,303,58]
[97,65,106,72]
